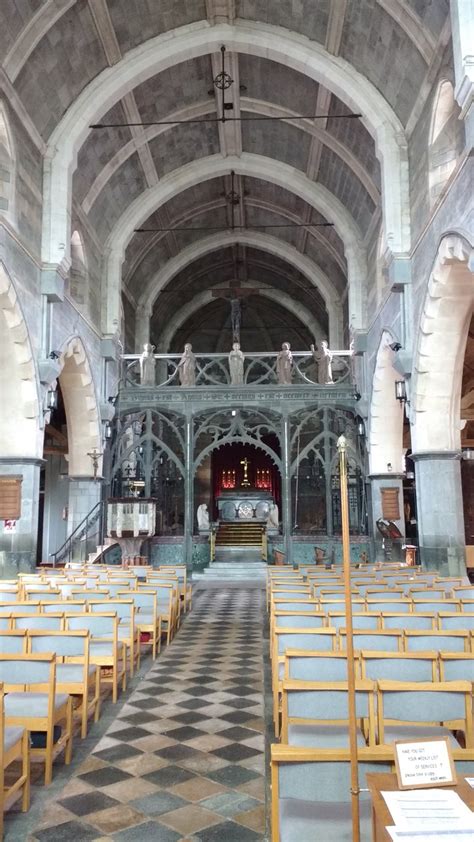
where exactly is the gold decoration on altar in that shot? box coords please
[240,457,251,486]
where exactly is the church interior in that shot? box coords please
[0,1,473,839]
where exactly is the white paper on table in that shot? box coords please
[382,789,474,830]
[466,778,474,789]
[386,826,474,841]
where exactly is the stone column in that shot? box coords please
[134,304,152,353]
[42,455,68,563]
[412,452,466,576]
[281,413,293,567]
[184,412,194,570]
[0,458,42,576]
[368,473,405,562]
[450,0,474,148]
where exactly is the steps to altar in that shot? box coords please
[215,521,265,547]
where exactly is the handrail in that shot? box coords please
[262,527,268,562]
[50,500,105,567]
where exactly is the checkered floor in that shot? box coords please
[27,587,266,841]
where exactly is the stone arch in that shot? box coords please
[57,336,102,476]
[428,79,461,205]
[0,101,16,227]
[0,261,41,458]
[411,233,474,454]
[159,283,325,354]
[368,329,405,474]
[41,22,409,267]
[69,229,88,309]
[137,230,342,346]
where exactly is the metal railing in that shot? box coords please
[121,349,353,389]
[50,500,107,567]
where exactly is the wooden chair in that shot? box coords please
[365,599,412,614]
[12,613,64,631]
[381,612,436,630]
[65,613,126,703]
[360,651,438,682]
[439,653,474,684]
[284,650,358,682]
[327,612,381,630]
[27,630,100,739]
[0,682,29,838]
[404,629,469,653]
[272,611,326,639]
[376,680,473,748]
[438,612,474,630]
[42,600,86,614]
[160,566,192,613]
[0,653,73,785]
[281,678,376,747]
[412,598,461,613]
[338,629,403,653]
[0,602,40,616]
[119,590,162,659]
[0,631,27,653]
[88,600,139,676]
[272,628,337,737]
[270,745,392,842]
[139,584,176,645]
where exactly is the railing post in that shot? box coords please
[184,410,194,570]
[281,412,293,567]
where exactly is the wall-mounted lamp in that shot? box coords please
[356,419,365,438]
[231,410,237,417]
[353,390,361,402]
[104,421,112,440]
[387,462,393,472]
[46,388,58,411]
[389,342,402,352]
[48,350,61,360]
[395,380,408,404]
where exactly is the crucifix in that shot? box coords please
[240,457,251,487]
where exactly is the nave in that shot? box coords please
[7,586,266,842]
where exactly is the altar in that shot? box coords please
[217,489,274,522]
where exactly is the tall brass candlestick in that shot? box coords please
[337,434,360,842]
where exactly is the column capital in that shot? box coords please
[411,451,462,462]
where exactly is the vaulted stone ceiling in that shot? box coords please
[0,0,451,349]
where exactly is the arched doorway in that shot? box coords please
[411,234,474,574]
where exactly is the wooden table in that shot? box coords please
[366,772,474,841]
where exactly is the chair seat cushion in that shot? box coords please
[5,692,69,717]
[4,726,24,752]
[287,724,367,749]
[56,664,97,683]
[383,726,460,746]
[279,796,372,841]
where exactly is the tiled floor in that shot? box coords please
[23,586,267,842]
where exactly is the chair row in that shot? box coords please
[271,607,474,632]
[271,594,474,613]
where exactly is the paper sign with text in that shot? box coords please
[395,737,457,789]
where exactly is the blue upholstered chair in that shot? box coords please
[65,613,126,703]
[361,651,438,682]
[0,682,30,836]
[404,630,469,652]
[281,679,376,747]
[438,612,474,630]
[381,612,436,630]
[118,590,161,659]
[0,631,27,653]
[284,651,357,682]
[327,612,381,630]
[339,629,403,653]
[12,613,63,631]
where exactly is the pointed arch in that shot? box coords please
[368,330,405,474]
[57,336,102,476]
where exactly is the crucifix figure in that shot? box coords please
[230,298,241,345]
[240,457,251,487]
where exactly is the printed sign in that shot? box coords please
[3,519,17,534]
[395,737,457,789]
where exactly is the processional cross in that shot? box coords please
[240,457,251,487]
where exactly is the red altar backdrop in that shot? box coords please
[211,442,281,515]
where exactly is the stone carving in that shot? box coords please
[311,340,334,384]
[267,502,279,528]
[139,343,156,386]
[229,342,245,385]
[197,503,210,530]
[178,343,196,386]
[276,342,293,384]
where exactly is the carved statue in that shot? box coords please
[311,340,333,384]
[197,503,210,531]
[139,343,156,386]
[276,342,293,385]
[267,502,279,529]
[229,342,244,385]
[178,343,196,386]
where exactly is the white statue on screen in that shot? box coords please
[178,343,196,386]
[276,342,293,385]
[197,503,210,531]
[311,340,333,384]
[140,343,156,386]
[229,342,245,385]
[267,502,279,529]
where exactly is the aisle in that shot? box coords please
[26,586,266,842]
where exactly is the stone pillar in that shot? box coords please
[412,452,466,576]
[281,414,293,567]
[66,477,103,564]
[0,458,42,576]
[134,304,152,353]
[368,473,405,562]
[184,412,194,570]
[450,0,474,148]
